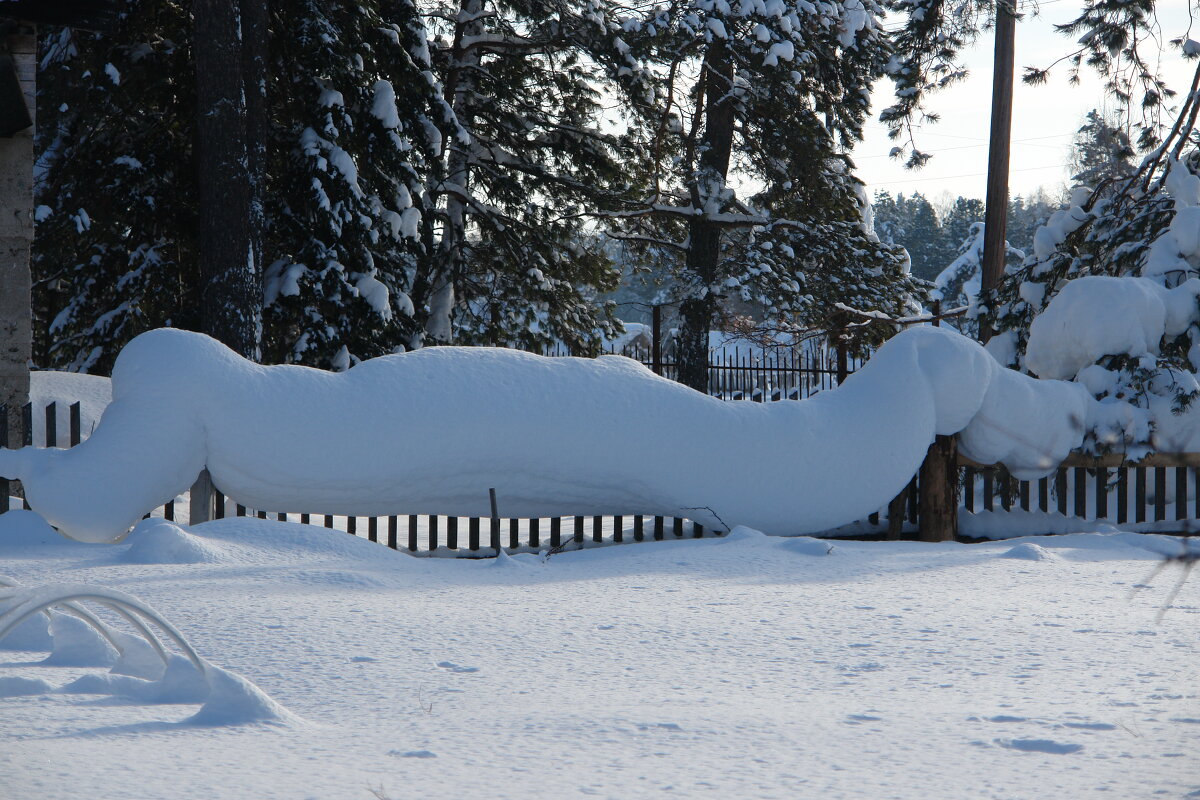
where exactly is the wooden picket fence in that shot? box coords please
[958,453,1200,528]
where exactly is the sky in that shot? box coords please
[852,0,1200,206]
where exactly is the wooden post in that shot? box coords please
[0,28,33,450]
[189,469,215,525]
[979,0,1016,343]
[886,486,908,540]
[918,435,958,541]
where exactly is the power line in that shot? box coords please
[853,136,1072,160]
[866,162,1068,187]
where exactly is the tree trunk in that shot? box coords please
[0,30,34,446]
[194,0,263,359]
[424,0,484,344]
[677,42,735,393]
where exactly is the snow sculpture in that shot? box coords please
[0,325,1087,542]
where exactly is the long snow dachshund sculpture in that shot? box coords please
[0,326,1087,543]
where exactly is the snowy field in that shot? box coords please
[2,511,1197,800]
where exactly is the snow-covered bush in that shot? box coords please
[988,145,1200,456]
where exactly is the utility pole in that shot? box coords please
[978,0,1017,343]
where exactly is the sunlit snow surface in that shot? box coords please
[1,512,1196,800]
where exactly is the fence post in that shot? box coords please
[833,312,849,385]
[651,304,662,376]
[918,435,958,542]
[931,298,941,328]
[189,468,215,525]
[886,485,908,539]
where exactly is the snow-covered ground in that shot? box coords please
[2,511,1197,800]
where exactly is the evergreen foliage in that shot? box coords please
[417,0,648,353]
[34,1,197,373]
[608,0,926,385]
[35,0,452,372]
[987,65,1200,453]
[262,0,451,368]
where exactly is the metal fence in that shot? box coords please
[544,342,863,400]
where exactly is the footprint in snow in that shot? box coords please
[636,722,682,732]
[995,738,1083,754]
[388,750,437,759]
[436,661,479,673]
[349,656,378,663]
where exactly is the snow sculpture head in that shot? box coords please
[0,325,1087,543]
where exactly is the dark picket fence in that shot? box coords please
[203,495,709,556]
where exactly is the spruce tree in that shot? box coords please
[34,2,198,373]
[35,0,453,372]
[262,0,453,368]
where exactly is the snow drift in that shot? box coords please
[0,326,1087,542]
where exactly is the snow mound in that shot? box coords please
[780,536,836,556]
[999,543,1057,561]
[43,612,118,667]
[188,664,299,726]
[722,525,770,543]
[61,654,209,703]
[0,326,1087,540]
[0,509,84,552]
[0,676,54,697]
[121,519,224,564]
[0,608,51,651]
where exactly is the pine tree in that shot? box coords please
[417,0,646,353]
[988,62,1200,454]
[610,0,925,390]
